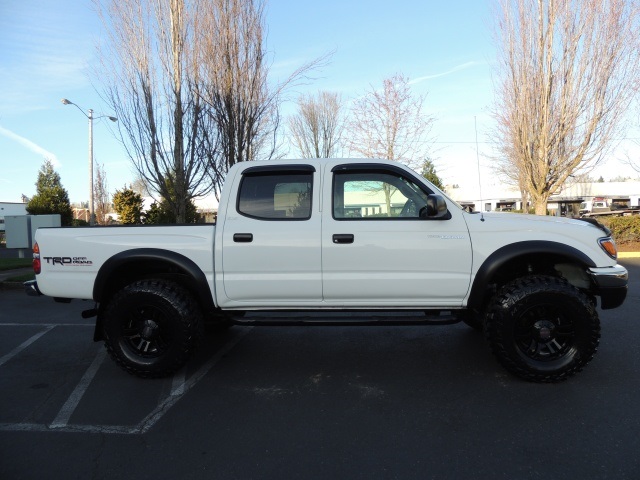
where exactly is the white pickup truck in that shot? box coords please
[25,159,628,382]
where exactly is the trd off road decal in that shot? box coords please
[42,256,93,266]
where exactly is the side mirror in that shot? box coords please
[419,195,450,219]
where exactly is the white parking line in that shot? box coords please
[0,323,94,327]
[0,326,54,367]
[50,348,107,429]
[135,327,253,434]
[171,369,187,396]
[0,422,134,435]
[0,327,253,435]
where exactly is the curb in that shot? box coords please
[618,252,640,259]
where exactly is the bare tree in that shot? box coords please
[346,73,435,215]
[288,91,344,158]
[622,112,640,173]
[95,0,216,222]
[130,176,152,197]
[492,0,640,215]
[494,140,533,213]
[93,162,111,225]
[196,0,329,196]
[346,73,434,169]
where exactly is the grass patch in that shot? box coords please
[0,258,33,271]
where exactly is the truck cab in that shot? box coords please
[580,200,608,215]
[215,160,471,308]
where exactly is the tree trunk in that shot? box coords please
[534,203,546,216]
[533,194,549,216]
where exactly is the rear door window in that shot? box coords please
[238,171,313,220]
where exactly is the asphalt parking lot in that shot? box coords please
[1,259,640,479]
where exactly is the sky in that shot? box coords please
[1,0,638,207]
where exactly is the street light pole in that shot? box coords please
[61,99,117,226]
[88,108,94,225]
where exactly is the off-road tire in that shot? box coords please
[484,275,600,383]
[102,279,202,378]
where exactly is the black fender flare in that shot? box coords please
[467,241,596,310]
[93,248,215,313]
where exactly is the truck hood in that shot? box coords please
[463,211,616,266]
[477,211,609,234]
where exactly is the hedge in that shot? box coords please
[599,216,640,244]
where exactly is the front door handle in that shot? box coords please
[332,234,354,244]
[233,233,253,243]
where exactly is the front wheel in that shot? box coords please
[484,275,600,383]
[102,279,202,378]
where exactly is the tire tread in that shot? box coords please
[103,279,201,378]
[484,275,600,383]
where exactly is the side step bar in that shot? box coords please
[228,311,462,327]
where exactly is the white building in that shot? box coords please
[0,202,28,231]
[446,180,640,216]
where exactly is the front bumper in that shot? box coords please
[588,264,628,309]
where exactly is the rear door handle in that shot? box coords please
[233,233,253,243]
[332,234,354,244]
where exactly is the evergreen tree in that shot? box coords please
[26,159,73,226]
[144,174,199,224]
[145,197,198,224]
[112,186,143,224]
[420,159,444,190]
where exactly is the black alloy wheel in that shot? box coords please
[103,279,202,378]
[485,275,600,383]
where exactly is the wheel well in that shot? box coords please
[467,241,595,312]
[94,249,215,317]
[99,259,185,302]
[487,252,562,286]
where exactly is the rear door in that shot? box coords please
[220,164,322,304]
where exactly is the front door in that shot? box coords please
[322,163,472,307]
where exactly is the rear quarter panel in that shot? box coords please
[35,225,215,299]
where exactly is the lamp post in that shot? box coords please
[61,98,117,226]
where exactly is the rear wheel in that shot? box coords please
[484,275,600,383]
[102,279,202,378]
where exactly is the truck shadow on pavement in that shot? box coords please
[0,317,499,435]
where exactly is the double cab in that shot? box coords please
[26,159,628,382]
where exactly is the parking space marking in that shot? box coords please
[50,348,107,429]
[0,422,133,435]
[171,369,186,396]
[135,326,253,434]
[0,326,54,367]
[0,327,253,435]
[0,323,94,327]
